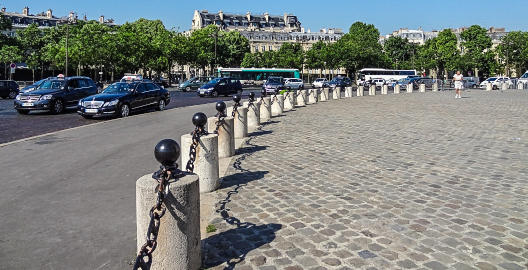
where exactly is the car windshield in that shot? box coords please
[208,78,222,84]
[103,83,131,93]
[38,80,65,90]
[487,78,497,82]
[330,78,343,83]
[267,78,281,84]
[315,79,324,82]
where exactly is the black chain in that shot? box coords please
[231,102,240,118]
[185,126,207,173]
[271,93,278,105]
[133,165,181,270]
[214,110,226,134]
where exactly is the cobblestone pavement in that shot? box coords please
[203,90,528,270]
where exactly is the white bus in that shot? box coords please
[358,68,418,84]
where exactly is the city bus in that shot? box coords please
[358,68,418,84]
[217,68,301,85]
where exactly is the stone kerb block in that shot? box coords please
[320,88,329,101]
[243,101,260,132]
[207,116,234,158]
[181,133,219,193]
[407,84,413,93]
[369,85,376,96]
[136,173,201,270]
[260,97,272,121]
[307,89,317,104]
[419,83,426,92]
[394,84,401,94]
[283,91,294,112]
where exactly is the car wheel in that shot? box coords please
[185,86,191,92]
[50,99,64,114]
[8,91,17,99]
[156,99,165,111]
[17,110,29,115]
[82,115,93,119]
[119,104,130,117]
[212,91,218,97]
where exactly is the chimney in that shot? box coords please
[246,11,251,22]
[99,15,104,23]
[83,14,87,21]
[1,7,6,13]
[46,9,52,18]
[22,6,29,16]
[68,11,74,20]
[218,10,223,21]
[264,12,269,23]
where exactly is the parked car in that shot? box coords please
[284,78,304,90]
[262,77,285,94]
[77,81,170,119]
[14,76,98,114]
[198,77,242,97]
[179,77,213,92]
[120,74,143,83]
[0,80,19,99]
[395,77,421,89]
[20,78,56,94]
[370,78,386,87]
[479,77,512,89]
[414,77,435,88]
[312,78,328,88]
[153,77,169,88]
[463,77,479,88]
[328,76,352,89]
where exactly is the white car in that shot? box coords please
[371,78,386,87]
[480,77,512,89]
[284,78,304,90]
[312,78,328,88]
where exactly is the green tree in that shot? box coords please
[17,23,47,80]
[497,31,528,76]
[0,45,22,79]
[219,30,250,67]
[434,29,460,77]
[337,22,385,78]
[275,43,304,70]
[460,25,494,76]
[383,36,418,69]
[305,41,327,75]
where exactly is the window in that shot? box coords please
[78,79,88,88]
[0,81,5,87]
[136,83,147,93]
[67,80,79,89]
[146,83,158,91]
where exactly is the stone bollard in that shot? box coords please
[344,87,351,98]
[381,85,388,95]
[432,83,439,92]
[501,82,508,90]
[283,91,294,112]
[243,100,260,132]
[296,90,306,106]
[307,89,317,104]
[394,84,401,94]
[260,96,272,121]
[369,85,376,96]
[226,95,248,139]
[419,83,426,92]
[207,111,235,158]
[320,88,329,101]
[407,84,413,93]
[486,82,492,91]
[136,140,201,270]
[518,83,524,90]
[357,85,365,96]
[333,87,341,99]
[182,113,219,193]
[271,94,284,116]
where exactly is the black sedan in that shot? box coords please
[77,81,170,119]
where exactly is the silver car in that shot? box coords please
[284,78,304,90]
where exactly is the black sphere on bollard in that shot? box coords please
[233,94,241,104]
[154,139,180,167]
[192,112,208,128]
[215,101,226,113]
[248,92,255,100]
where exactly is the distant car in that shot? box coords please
[463,77,479,88]
[153,77,169,88]
[198,77,242,97]
[262,77,285,94]
[20,78,55,94]
[284,78,304,90]
[14,76,98,114]
[480,77,512,90]
[414,77,435,88]
[120,74,143,83]
[328,76,352,89]
[0,80,19,99]
[78,81,170,119]
[370,78,386,87]
[179,77,213,92]
[395,77,420,89]
[312,78,328,88]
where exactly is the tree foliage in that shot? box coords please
[497,31,528,76]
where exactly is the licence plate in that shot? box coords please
[22,102,34,107]
[85,109,98,113]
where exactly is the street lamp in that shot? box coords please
[65,14,77,77]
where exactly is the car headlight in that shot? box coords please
[78,100,83,106]
[16,95,21,100]
[179,84,184,88]
[40,94,53,100]
[103,99,119,107]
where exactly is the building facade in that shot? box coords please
[1,6,116,37]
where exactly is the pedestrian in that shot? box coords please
[453,71,464,98]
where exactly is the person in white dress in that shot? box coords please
[453,71,464,98]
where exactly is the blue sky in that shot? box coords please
[3,0,528,35]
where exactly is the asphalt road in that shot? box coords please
[0,88,263,144]
[0,98,229,269]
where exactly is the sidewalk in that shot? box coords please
[202,90,528,269]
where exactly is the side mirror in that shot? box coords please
[68,86,75,91]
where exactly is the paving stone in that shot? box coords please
[424,261,448,270]
[475,262,497,270]
[322,258,342,266]
[358,250,377,259]
[397,259,418,268]
[497,262,524,270]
